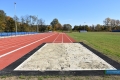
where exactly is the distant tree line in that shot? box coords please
[0,10,72,32]
[0,10,47,32]
[73,18,120,32]
[0,9,120,32]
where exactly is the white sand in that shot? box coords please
[14,43,116,71]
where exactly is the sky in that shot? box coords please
[0,0,120,27]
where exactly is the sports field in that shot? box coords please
[0,32,120,79]
[67,32,120,63]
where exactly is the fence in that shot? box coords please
[0,32,38,37]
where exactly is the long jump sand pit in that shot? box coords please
[14,43,116,71]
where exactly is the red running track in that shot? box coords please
[0,32,75,70]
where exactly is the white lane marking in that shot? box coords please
[53,33,60,43]
[0,33,46,51]
[0,33,56,58]
[0,33,45,46]
[64,33,72,43]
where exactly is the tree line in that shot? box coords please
[0,10,72,32]
[73,18,120,32]
[0,10,47,32]
[0,9,120,32]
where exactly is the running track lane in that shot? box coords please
[0,33,58,70]
[0,33,55,55]
[53,33,76,43]
[0,33,75,70]
[53,33,62,43]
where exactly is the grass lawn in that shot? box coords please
[0,75,120,80]
[67,32,120,63]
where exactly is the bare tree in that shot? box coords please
[13,15,19,22]
[31,15,37,26]
[21,16,25,24]
[38,18,45,26]
[103,17,111,26]
[116,20,120,26]
[38,18,45,32]
[103,17,111,31]
[110,19,116,27]
[25,15,31,25]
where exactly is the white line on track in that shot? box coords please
[0,34,46,51]
[53,33,60,43]
[0,34,40,47]
[0,33,56,58]
[64,33,73,43]
[0,33,50,51]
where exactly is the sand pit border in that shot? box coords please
[0,42,120,76]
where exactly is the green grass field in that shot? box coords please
[67,32,120,63]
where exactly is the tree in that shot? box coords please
[63,24,72,31]
[103,18,111,31]
[95,24,101,31]
[73,25,79,31]
[47,25,52,31]
[50,18,59,31]
[110,19,116,28]
[31,15,37,26]
[25,15,31,25]
[116,20,120,26]
[55,23,62,30]
[0,10,6,31]
[115,20,120,30]
[20,16,24,32]
[5,16,15,32]
[24,15,31,32]
[21,16,25,24]
[0,10,6,22]
[13,15,19,22]
[103,17,111,26]
[38,19,45,32]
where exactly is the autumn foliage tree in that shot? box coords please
[50,18,62,31]
[5,16,15,32]
[0,10,6,32]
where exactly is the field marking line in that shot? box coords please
[0,33,48,51]
[64,33,72,43]
[53,33,60,43]
[0,33,56,58]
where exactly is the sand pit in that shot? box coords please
[14,43,116,71]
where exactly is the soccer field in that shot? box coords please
[67,32,120,63]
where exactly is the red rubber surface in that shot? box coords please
[0,32,75,70]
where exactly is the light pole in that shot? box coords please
[30,15,32,34]
[37,15,38,33]
[14,2,17,35]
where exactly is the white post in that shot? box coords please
[37,15,38,33]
